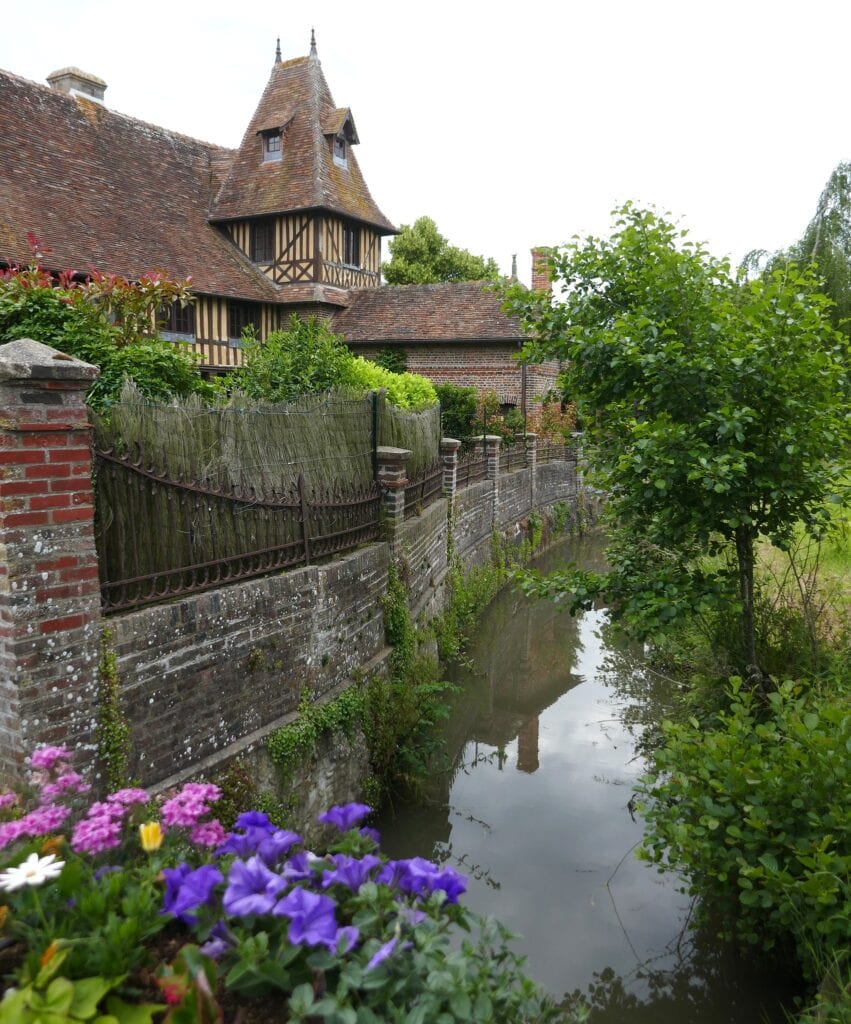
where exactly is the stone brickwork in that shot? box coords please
[398,499,449,620]
[0,340,101,777]
[109,545,389,786]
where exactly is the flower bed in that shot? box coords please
[0,746,571,1022]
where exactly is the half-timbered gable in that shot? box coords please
[209,35,395,307]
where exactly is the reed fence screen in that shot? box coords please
[93,388,440,612]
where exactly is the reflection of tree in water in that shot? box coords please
[593,618,686,750]
[559,929,798,1024]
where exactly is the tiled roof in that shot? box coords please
[332,282,525,343]
[0,69,279,303]
[210,56,395,232]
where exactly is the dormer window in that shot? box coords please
[333,135,347,167]
[262,130,282,163]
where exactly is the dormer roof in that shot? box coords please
[210,50,394,233]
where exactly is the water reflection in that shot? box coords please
[377,534,797,1023]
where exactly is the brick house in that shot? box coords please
[0,36,557,412]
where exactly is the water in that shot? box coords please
[377,534,797,1023]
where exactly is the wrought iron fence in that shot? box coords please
[537,440,572,464]
[95,444,380,613]
[499,437,529,473]
[456,447,487,487]
[403,463,444,519]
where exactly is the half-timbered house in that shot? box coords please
[0,36,558,411]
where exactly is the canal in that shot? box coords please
[377,533,797,1022]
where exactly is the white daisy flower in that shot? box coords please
[0,853,65,892]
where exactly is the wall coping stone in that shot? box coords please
[0,339,100,383]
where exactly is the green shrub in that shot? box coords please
[343,356,437,410]
[435,383,479,440]
[637,677,851,980]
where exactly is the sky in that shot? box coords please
[3,0,848,285]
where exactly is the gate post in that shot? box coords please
[376,446,411,552]
[0,340,101,779]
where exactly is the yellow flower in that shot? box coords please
[40,940,60,968]
[40,836,65,857]
[139,821,163,853]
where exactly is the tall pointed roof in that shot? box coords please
[210,44,395,233]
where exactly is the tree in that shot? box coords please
[503,204,850,678]
[382,216,500,285]
[743,162,851,338]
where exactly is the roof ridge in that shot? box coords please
[0,67,235,155]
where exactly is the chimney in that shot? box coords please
[47,67,107,104]
[531,247,552,293]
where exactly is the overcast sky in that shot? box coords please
[3,0,847,285]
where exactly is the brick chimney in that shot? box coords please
[531,247,552,293]
[47,67,107,104]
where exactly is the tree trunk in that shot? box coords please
[735,525,759,678]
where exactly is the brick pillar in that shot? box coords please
[483,435,502,481]
[376,446,411,550]
[523,432,538,507]
[440,437,460,504]
[0,340,101,779]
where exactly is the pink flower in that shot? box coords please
[0,819,32,850]
[161,783,221,828]
[0,804,71,850]
[71,815,123,855]
[106,788,150,807]
[0,793,18,812]
[190,819,227,848]
[40,772,91,801]
[28,746,71,771]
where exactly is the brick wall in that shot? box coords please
[0,341,101,777]
[351,343,560,408]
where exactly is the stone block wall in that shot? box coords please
[109,545,389,786]
[398,498,450,619]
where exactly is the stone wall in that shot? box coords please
[0,339,590,800]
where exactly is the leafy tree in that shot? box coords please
[382,216,500,285]
[504,203,850,678]
[743,162,851,337]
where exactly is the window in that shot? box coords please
[262,131,282,162]
[333,135,347,167]
[342,223,360,267]
[250,220,275,263]
[228,301,259,344]
[160,301,195,339]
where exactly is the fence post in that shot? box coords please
[483,435,502,482]
[0,339,101,780]
[439,437,460,505]
[376,446,411,551]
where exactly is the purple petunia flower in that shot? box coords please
[377,857,467,904]
[359,826,381,845]
[321,854,381,892]
[223,856,287,917]
[162,863,223,924]
[280,851,319,884]
[366,936,398,970]
[273,887,353,952]
[200,919,234,960]
[256,829,303,866]
[233,810,274,831]
[317,803,372,832]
